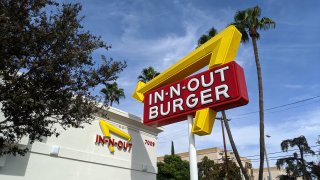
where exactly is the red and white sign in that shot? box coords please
[95,135,133,152]
[143,61,248,127]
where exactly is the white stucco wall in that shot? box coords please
[0,107,162,180]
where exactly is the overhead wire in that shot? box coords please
[156,97,320,165]
[230,95,320,119]
[157,95,320,143]
[249,153,318,162]
[244,145,320,158]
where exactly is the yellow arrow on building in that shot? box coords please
[132,25,242,135]
[99,120,131,152]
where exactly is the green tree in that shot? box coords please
[276,136,315,180]
[198,156,242,180]
[313,136,320,178]
[198,156,215,180]
[310,162,320,179]
[197,27,249,180]
[317,135,320,159]
[231,6,275,179]
[277,175,296,180]
[101,82,125,106]
[222,161,242,180]
[0,0,126,156]
[138,66,160,83]
[171,141,175,156]
[157,155,190,180]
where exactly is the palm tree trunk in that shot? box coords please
[222,110,249,180]
[251,37,265,180]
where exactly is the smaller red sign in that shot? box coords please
[95,135,133,152]
[143,61,249,127]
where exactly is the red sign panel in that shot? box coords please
[143,61,249,127]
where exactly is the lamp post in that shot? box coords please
[265,135,272,180]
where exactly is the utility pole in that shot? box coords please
[221,111,249,180]
[216,117,230,180]
[265,135,272,180]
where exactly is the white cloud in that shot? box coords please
[109,1,237,71]
[236,44,255,68]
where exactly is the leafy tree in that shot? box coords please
[197,27,249,180]
[317,135,320,159]
[0,0,126,156]
[157,155,190,180]
[230,6,275,179]
[313,136,320,178]
[100,82,125,106]
[198,156,215,179]
[310,162,320,179]
[138,66,160,83]
[171,141,175,156]
[276,136,315,180]
[222,161,242,180]
[277,175,296,180]
[198,156,241,180]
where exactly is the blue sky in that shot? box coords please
[74,0,320,167]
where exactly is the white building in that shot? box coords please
[0,107,162,180]
[252,167,302,180]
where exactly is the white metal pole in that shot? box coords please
[188,115,198,180]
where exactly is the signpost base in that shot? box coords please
[188,115,198,180]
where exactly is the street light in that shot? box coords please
[265,134,272,180]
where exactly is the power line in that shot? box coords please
[158,95,320,141]
[250,151,319,161]
[245,145,320,158]
[232,99,320,120]
[230,95,320,119]
[249,153,318,162]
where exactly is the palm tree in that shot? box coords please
[231,6,275,179]
[101,82,125,106]
[197,27,217,47]
[197,27,249,180]
[138,66,160,83]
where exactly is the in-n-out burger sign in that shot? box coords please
[132,25,248,135]
[143,61,248,127]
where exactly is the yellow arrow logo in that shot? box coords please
[99,120,131,152]
[132,25,242,135]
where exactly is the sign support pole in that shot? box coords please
[188,115,198,180]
